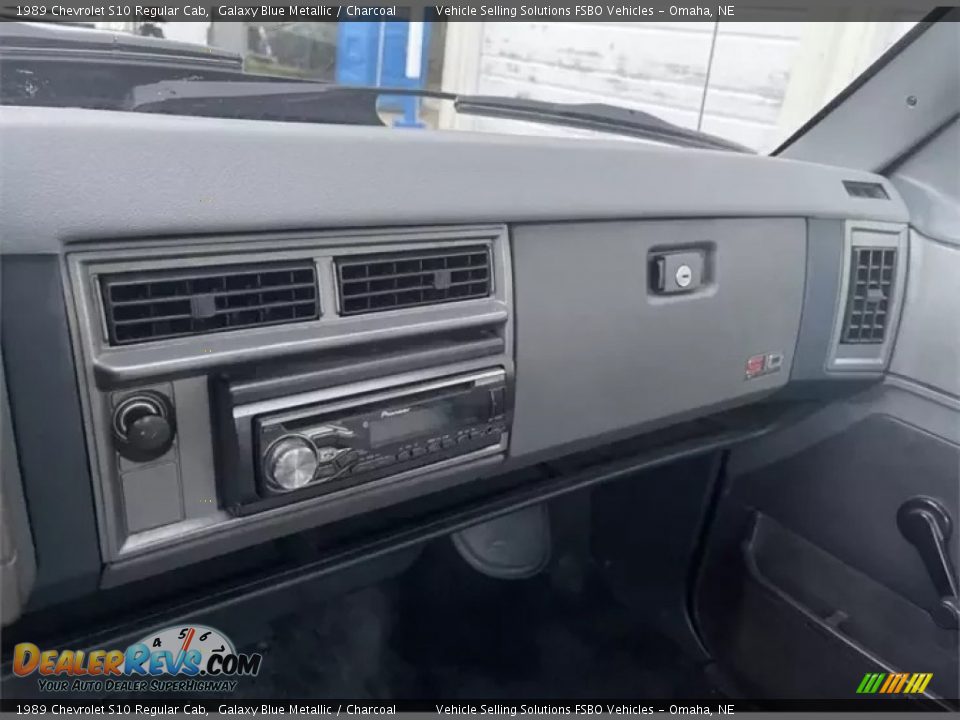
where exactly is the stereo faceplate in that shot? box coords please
[220,368,511,515]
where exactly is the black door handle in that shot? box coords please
[897,497,959,629]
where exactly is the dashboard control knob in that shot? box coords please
[265,437,319,492]
[112,392,175,462]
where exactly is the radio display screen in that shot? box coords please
[369,398,474,446]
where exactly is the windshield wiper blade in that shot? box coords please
[127,80,751,152]
[128,80,454,127]
[454,95,753,153]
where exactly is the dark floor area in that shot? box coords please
[236,539,723,700]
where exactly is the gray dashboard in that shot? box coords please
[0,106,909,606]
[2,106,906,251]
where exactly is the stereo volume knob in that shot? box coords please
[264,436,318,493]
[112,391,175,462]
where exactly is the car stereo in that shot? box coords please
[217,368,511,515]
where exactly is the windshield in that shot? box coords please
[7,18,921,153]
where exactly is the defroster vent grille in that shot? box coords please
[841,247,896,344]
[100,262,320,345]
[336,246,492,316]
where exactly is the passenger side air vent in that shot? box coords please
[840,248,896,344]
[336,246,492,316]
[100,262,320,345]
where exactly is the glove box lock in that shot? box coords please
[650,249,706,294]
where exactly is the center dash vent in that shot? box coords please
[336,246,492,316]
[100,262,319,345]
[840,247,896,344]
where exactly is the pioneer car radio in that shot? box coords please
[217,368,511,515]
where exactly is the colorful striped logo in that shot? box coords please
[856,672,933,694]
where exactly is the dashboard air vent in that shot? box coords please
[840,248,896,344]
[100,262,319,345]
[336,246,492,316]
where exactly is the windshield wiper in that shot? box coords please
[127,80,752,153]
[126,80,450,127]
[453,95,752,153]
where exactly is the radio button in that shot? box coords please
[315,462,338,478]
[335,450,360,470]
[316,446,340,464]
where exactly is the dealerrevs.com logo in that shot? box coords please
[856,672,933,695]
[13,625,262,693]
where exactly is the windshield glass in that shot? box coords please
[11,18,920,153]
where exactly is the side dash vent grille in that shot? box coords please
[841,247,896,344]
[336,246,492,316]
[100,262,320,345]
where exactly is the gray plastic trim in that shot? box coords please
[2,255,102,606]
[95,358,511,567]
[225,332,505,405]
[0,359,36,625]
[510,218,805,458]
[779,20,960,174]
[894,177,960,248]
[103,401,777,589]
[102,448,507,587]
[62,226,515,571]
[889,229,960,398]
[66,225,510,385]
[0,106,907,258]
[121,462,183,534]
[890,118,960,247]
[232,367,505,421]
[790,219,845,382]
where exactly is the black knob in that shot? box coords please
[112,392,175,462]
[264,436,319,492]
